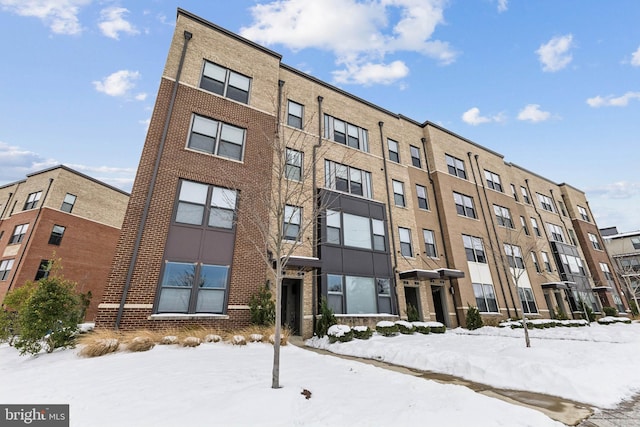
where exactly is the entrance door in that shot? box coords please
[431,286,447,326]
[281,278,301,335]
[404,286,421,321]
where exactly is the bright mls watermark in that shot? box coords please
[1,405,68,426]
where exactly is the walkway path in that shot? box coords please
[289,336,613,426]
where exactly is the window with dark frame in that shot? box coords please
[493,205,514,228]
[547,223,565,242]
[410,145,421,168]
[446,154,467,179]
[399,227,413,257]
[423,229,437,258]
[287,100,303,129]
[324,115,369,152]
[283,205,302,241]
[200,60,251,104]
[0,259,14,281]
[48,225,66,245]
[504,244,525,269]
[454,192,476,218]
[388,139,399,163]
[416,184,428,210]
[326,209,341,245]
[325,160,372,199]
[60,193,76,213]
[537,193,555,212]
[35,259,50,281]
[9,224,29,244]
[23,191,42,210]
[518,287,538,313]
[473,283,498,312]
[485,170,503,192]
[175,180,237,230]
[392,180,405,207]
[285,148,303,181]
[463,234,486,263]
[187,114,246,162]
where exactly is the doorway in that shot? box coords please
[431,286,447,326]
[281,278,302,335]
[404,286,422,321]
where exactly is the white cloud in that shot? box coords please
[631,46,640,67]
[134,93,148,101]
[536,34,574,72]
[586,92,640,107]
[497,0,508,13]
[0,141,58,182]
[93,70,143,99]
[240,0,456,86]
[98,7,139,40]
[586,181,640,200]
[517,104,551,123]
[0,0,90,35]
[461,107,505,126]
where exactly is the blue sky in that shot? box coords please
[0,0,638,232]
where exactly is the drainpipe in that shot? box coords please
[378,121,400,316]
[115,30,192,329]
[468,153,514,317]
[311,95,323,333]
[421,136,460,326]
[7,178,54,293]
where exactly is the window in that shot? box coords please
[372,219,386,251]
[326,209,341,245]
[521,186,530,204]
[454,192,476,218]
[343,213,372,249]
[518,288,538,314]
[473,283,498,313]
[511,184,519,201]
[557,200,568,217]
[410,145,421,168]
[520,216,529,235]
[504,244,525,269]
[60,193,76,213]
[531,252,541,273]
[568,229,577,246]
[392,180,405,207]
[578,206,590,222]
[157,262,229,314]
[0,259,14,281]
[327,274,390,315]
[560,254,586,275]
[416,185,428,210]
[547,223,565,243]
[600,263,615,284]
[200,60,251,103]
[48,225,66,245]
[9,224,28,244]
[175,180,237,229]
[493,205,514,228]
[23,191,42,210]
[328,211,386,251]
[423,229,437,258]
[588,233,602,250]
[463,234,486,263]
[541,252,552,272]
[287,100,303,129]
[324,115,369,152]
[388,139,399,163]
[325,160,372,198]
[485,170,503,192]
[399,227,413,257]
[531,217,541,237]
[537,193,555,212]
[187,114,246,161]
[283,205,301,241]
[446,154,467,179]
[35,259,50,281]
[285,148,303,181]
[632,237,640,250]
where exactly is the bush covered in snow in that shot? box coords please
[79,338,120,358]
[376,321,399,337]
[204,334,222,343]
[425,321,446,334]
[327,325,353,343]
[598,316,632,325]
[499,319,588,329]
[127,336,155,352]
[352,325,373,340]
[231,335,247,346]
[395,320,415,335]
[411,322,431,334]
[160,335,179,345]
[182,336,202,347]
[249,333,264,342]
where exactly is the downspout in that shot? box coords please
[378,121,400,316]
[468,153,514,317]
[311,95,323,333]
[421,136,460,327]
[115,30,192,329]
[551,190,571,242]
[7,178,54,293]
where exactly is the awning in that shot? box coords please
[436,268,465,279]
[276,256,322,271]
[399,269,440,280]
[592,286,612,291]
[541,281,576,290]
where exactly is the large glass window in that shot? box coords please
[518,287,538,313]
[399,227,413,257]
[423,229,437,258]
[463,234,486,263]
[324,115,369,152]
[327,274,391,315]
[48,225,66,245]
[446,154,466,179]
[410,145,421,168]
[0,259,14,281]
[285,148,303,181]
[188,114,246,162]
[325,160,372,199]
[157,262,229,314]
[175,180,237,229]
[392,180,405,207]
[473,283,498,312]
[283,205,302,241]
[454,192,476,218]
[9,224,28,244]
[343,213,372,249]
[416,185,428,210]
[200,60,251,104]
[326,210,385,251]
[493,205,513,228]
[287,100,303,129]
[485,170,503,192]
[60,193,76,213]
[346,276,377,314]
[23,191,42,210]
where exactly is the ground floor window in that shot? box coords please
[473,283,498,313]
[326,274,392,315]
[156,261,229,314]
[518,287,538,314]
[612,293,625,313]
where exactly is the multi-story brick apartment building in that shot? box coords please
[95,9,627,336]
[0,166,129,321]
[601,227,640,309]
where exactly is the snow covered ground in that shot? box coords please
[0,322,638,427]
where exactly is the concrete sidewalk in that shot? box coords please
[289,336,600,426]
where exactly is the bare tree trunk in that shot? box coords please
[272,272,282,389]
